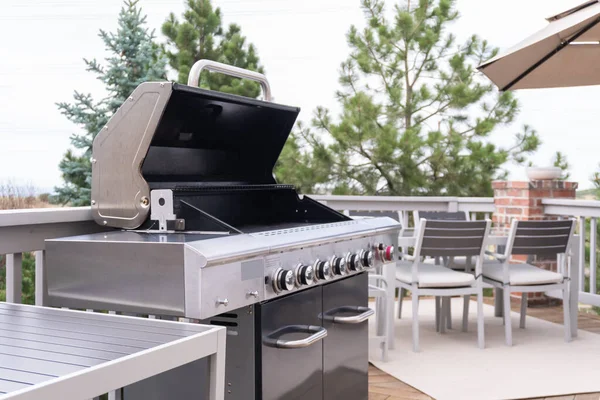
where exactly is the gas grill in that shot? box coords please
[44,60,401,400]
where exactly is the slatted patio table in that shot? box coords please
[0,302,225,400]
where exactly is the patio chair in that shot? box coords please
[400,211,486,332]
[483,219,576,346]
[348,210,399,351]
[368,274,390,361]
[395,219,491,352]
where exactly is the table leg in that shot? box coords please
[494,288,504,317]
[209,328,226,400]
[570,236,580,338]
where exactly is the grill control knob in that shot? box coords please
[331,256,347,276]
[384,245,395,261]
[315,260,332,281]
[360,250,374,269]
[348,253,362,271]
[377,243,395,261]
[272,268,295,293]
[295,264,315,286]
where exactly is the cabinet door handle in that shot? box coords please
[263,325,327,349]
[321,306,374,324]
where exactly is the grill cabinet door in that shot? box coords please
[259,286,324,400]
[322,273,369,400]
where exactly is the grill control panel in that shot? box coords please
[264,233,396,299]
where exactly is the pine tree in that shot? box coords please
[593,165,600,196]
[162,0,263,98]
[552,151,570,180]
[54,0,167,206]
[275,0,540,197]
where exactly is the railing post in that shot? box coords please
[6,253,22,303]
[448,199,458,212]
[35,250,45,306]
[579,216,587,290]
[591,218,597,294]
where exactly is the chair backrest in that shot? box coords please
[412,211,468,235]
[348,210,400,221]
[415,219,490,258]
[415,211,468,222]
[506,219,576,257]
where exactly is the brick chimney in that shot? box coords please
[492,179,578,305]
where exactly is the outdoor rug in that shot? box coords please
[368,298,600,400]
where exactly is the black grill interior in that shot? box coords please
[142,84,300,186]
[172,186,349,233]
[138,84,350,233]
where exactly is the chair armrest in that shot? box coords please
[398,253,415,261]
[368,274,388,288]
[485,250,506,261]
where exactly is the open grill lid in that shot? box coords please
[141,84,300,187]
[90,61,300,229]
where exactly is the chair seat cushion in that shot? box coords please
[396,262,476,288]
[482,262,564,285]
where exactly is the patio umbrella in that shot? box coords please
[478,0,600,91]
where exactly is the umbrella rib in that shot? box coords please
[501,15,600,91]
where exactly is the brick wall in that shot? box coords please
[492,180,578,305]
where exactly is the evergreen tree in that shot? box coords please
[162,0,263,98]
[552,151,570,180]
[593,165,600,196]
[275,0,540,197]
[54,0,166,206]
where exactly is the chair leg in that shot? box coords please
[435,296,441,332]
[477,289,485,349]
[494,288,504,317]
[446,297,452,330]
[519,293,527,329]
[462,295,470,332]
[412,292,420,352]
[381,295,389,361]
[563,285,572,343]
[440,297,447,334]
[398,288,406,319]
[503,287,513,346]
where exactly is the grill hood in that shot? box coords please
[91,63,301,229]
[142,84,300,187]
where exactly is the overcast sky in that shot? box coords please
[0,0,596,192]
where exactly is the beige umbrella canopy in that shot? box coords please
[478,0,600,91]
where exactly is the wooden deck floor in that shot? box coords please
[368,299,600,400]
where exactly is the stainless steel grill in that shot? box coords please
[44,60,401,400]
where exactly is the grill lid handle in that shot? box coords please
[187,59,272,101]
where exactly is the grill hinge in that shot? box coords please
[150,189,181,231]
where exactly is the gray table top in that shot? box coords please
[0,302,223,399]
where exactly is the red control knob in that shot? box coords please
[384,245,394,262]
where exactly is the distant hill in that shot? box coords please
[577,188,598,200]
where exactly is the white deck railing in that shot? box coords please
[1,195,599,308]
[0,207,101,304]
[543,199,600,307]
[311,195,495,225]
